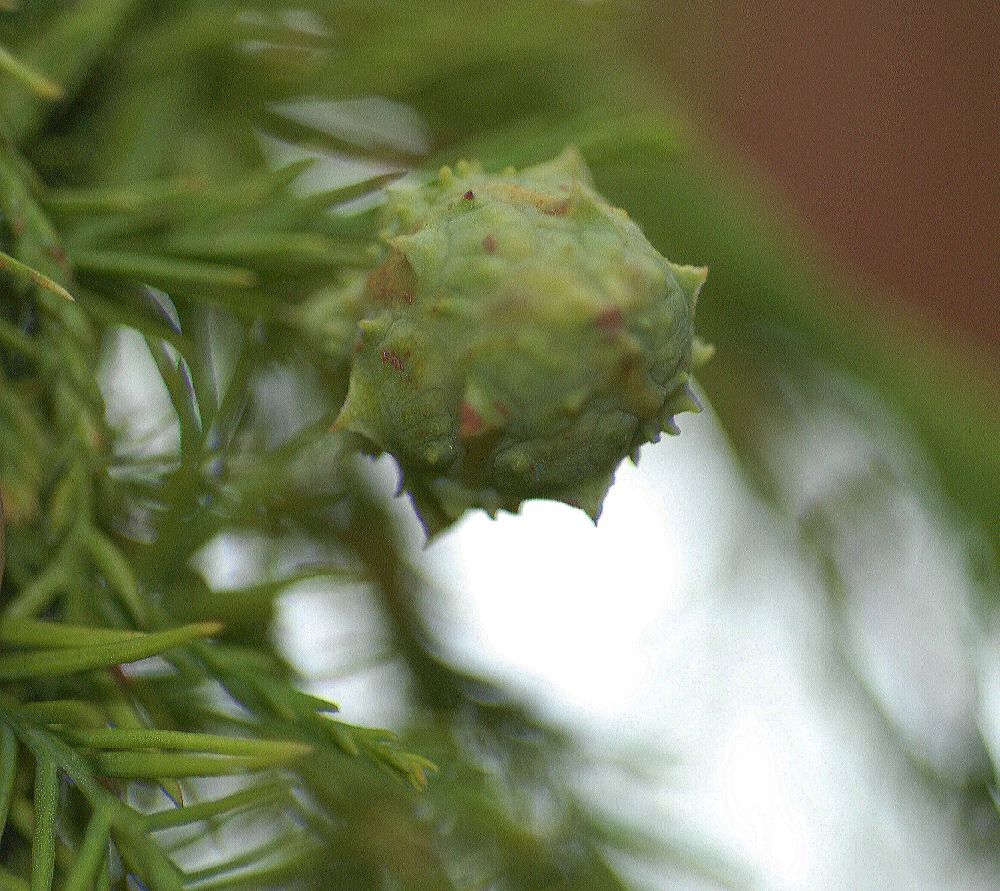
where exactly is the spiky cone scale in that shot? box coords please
[335,147,708,536]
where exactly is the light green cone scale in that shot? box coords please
[335,147,708,535]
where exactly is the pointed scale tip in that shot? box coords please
[522,144,595,189]
[639,419,663,446]
[692,337,715,368]
[557,472,612,523]
[662,417,681,436]
[668,263,708,314]
[669,383,702,416]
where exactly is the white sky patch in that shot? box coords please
[426,469,683,709]
[98,328,179,458]
[721,715,811,886]
[270,96,432,157]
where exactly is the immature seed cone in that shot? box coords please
[336,147,709,535]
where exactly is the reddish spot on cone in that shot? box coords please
[459,402,485,437]
[596,307,624,334]
[381,349,404,371]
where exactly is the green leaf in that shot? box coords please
[0,0,140,144]
[298,170,404,211]
[30,754,58,891]
[164,233,378,272]
[0,249,74,301]
[0,724,17,841]
[0,622,222,680]
[0,619,140,649]
[92,749,307,779]
[18,701,107,729]
[182,832,318,887]
[144,781,289,831]
[0,697,183,891]
[0,44,63,100]
[0,316,42,359]
[0,866,29,891]
[63,808,110,891]
[0,149,67,283]
[82,528,149,625]
[3,562,67,619]
[59,728,312,759]
[71,248,256,290]
[79,288,196,360]
[42,177,209,215]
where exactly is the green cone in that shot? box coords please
[336,147,708,535]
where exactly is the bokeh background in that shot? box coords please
[229,4,998,889]
[187,4,999,889]
[650,1,999,349]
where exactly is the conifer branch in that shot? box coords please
[1,2,992,888]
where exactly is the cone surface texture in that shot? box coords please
[336,147,707,534]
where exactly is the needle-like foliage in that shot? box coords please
[0,2,996,889]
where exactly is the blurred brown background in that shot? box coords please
[648,2,998,351]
